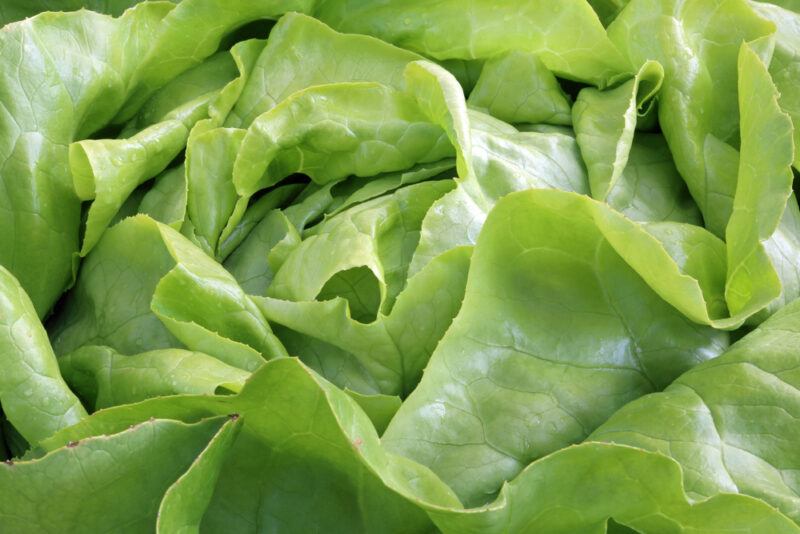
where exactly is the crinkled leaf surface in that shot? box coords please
[467,51,572,126]
[257,244,471,396]
[3,2,800,532]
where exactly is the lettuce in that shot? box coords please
[1,1,800,533]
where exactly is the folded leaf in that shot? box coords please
[157,416,242,534]
[384,189,728,505]
[59,345,249,410]
[43,358,460,533]
[227,12,423,128]
[608,0,775,236]
[216,183,303,261]
[41,358,797,533]
[467,51,572,126]
[225,210,301,296]
[587,0,631,24]
[256,243,471,396]
[573,60,664,200]
[314,0,629,86]
[725,43,797,319]
[406,61,589,275]
[604,133,703,224]
[225,82,452,240]
[72,118,196,255]
[344,389,402,435]
[0,416,232,533]
[48,215,284,371]
[0,266,86,445]
[753,2,800,170]
[0,0,163,26]
[592,296,800,522]
[0,0,312,316]
[138,165,188,229]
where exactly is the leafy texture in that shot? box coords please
[592,294,800,523]
[754,1,800,170]
[3,3,800,532]
[0,1,164,25]
[314,0,629,86]
[0,267,86,445]
[467,51,572,126]
[158,417,242,534]
[725,43,797,318]
[48,215,285,371]
[72,49,240,254]
[38,358,799,533]
[573,60,663,202]
[226,12,423,128]
[608,0,774,236]
[406,61,589,275]
[42,358,460,533]
[0,416,231,533]
[257,243,471,396]
[59,346,249,410]
[384,189,728,505]
[0,0,314,317]
[604,134,702,224]
[225,82,452,241]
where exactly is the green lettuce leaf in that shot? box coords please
[224,82,452,242]
[587,0,631,24]
[573,60,664,201]
[0,266,86,445]
[751,2,800,169]
[260,245,471,396]
[0,415,233,533]
[604,133,703,224]
[48,215,285,371]
[157,416,242,534]
[592,296,800,523]
[138,164,188,229]
[608,0,775,236]
[0,1,173,25]
[406,60,589,275]
[0,0,314,316]
[467,51,572,126]
[314,0,629,86]
[42,358,460,533]
[384,188,728,505]
[59,345,249,410]
[226,12,423,128]
[725,43,797,319]
[39,357,798,533]
[4,2,800,530]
